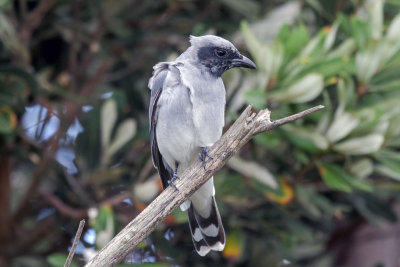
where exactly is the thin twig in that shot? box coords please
[40,191,87,219]
[65,219,85,267]
[85,104,324,267]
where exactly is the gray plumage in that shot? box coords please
[149,35,256,256]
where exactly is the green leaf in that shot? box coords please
[296,186,337,217]
[375,148,400,161]
[0,106,16,134]
[223,229,245,261]
[253,132,280,148]
[0,0,10,8]
[303,57,355,78]
[271,73,324,103]
[376,164,400,181]
[283,124,329,151]
[91,205,115,249]
[101,99,117,150]
[387,0,400,7]
[352,194,397,224]
[282,128,320,152]
[356,41,400,83]
[351,108,383,135]
[136,240,147,249]
[328,38,357,58]
[241,21,270,72]
[345,173,374,192]
[350,16,370,48]
[333,134,384,155]
[318,164,373,192]
[324,22,339,51]
[370,79,400,92]
[47,253,78,267]
[300,29,326,58]
[367,0,384,39]
[106,118,137,157]
[318,164,352,192]
[336,76,356,111]
[387,114,400,140]
[172,208,188,224]
[371,64,400,85]
[326,112,360,143]
[386,13,400,42]
[0,13,26,57]
[278,24,310,61]
[0,65,41,97]
[219,0,259,18]
[216,172,248,197]
[305,0,333,22]
[228,156,278,189]
[349,158,374,179]
[374,149,400,181]
[337,13,352,35]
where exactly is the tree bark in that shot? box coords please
[85,104,324,267]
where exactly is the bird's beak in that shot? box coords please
[232,55,256,69]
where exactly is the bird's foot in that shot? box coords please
[168,174,179,190]
[168,162,179,190]
[199,146,213,170]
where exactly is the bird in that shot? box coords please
[148,35,256,256]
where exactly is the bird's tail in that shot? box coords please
[188,195,225,256]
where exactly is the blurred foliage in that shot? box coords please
[1,0,400,267]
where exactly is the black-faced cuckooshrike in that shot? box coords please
[149,35,256,256]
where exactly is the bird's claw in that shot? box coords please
[199,146,213,170]
[168,174,179,190]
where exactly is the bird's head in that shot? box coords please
[189,35,256,77]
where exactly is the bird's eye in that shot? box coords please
[215,49,227,57]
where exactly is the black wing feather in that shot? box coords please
[149,67,173,188]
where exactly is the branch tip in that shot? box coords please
[65,219,85,267]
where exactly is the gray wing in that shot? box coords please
[149,63,173,188]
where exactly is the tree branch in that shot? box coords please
[65,220,85,267]
[85,104,324,267]
[18,0,55,46]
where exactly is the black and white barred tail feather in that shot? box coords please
[188,196,225,256]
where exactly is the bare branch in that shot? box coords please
[18,0,55,46]
[85,104,324,267]
[65,220,85,267]
[40,191,87,219]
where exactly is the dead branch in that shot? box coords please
[85,104,324,267]
[64,220,85,267]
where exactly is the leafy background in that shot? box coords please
[1,0,400,266]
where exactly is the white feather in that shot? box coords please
[201,224,219,237]
[180,200,191,211]
[193,228,203,241]
[210,241,225,251]
[197,246,211,256]
[189,178,215,218]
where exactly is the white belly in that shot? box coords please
[156,64,226,172]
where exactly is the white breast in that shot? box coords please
[177,63,226,147]
[156,62,226,172]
